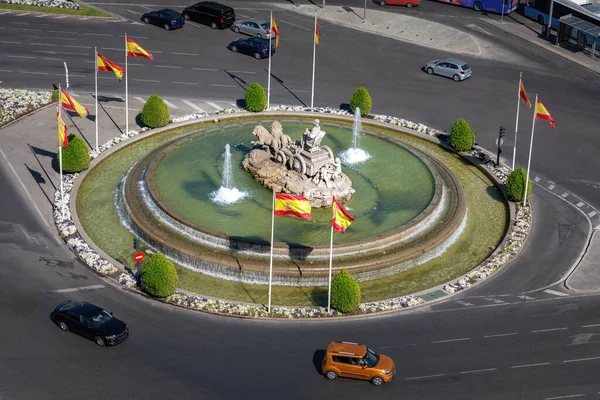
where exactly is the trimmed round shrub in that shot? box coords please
[141,94,170,128]
[506,168,532,203]
[51,89,59,102]
[58,134,90,173]
[140,252,178,298]
[349,87,372,117]
[449,118,475,152]
[331,269,361,313]
[244,82,267,112]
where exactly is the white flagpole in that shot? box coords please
[58,83,65,219]
[523,94,538,207]
[268,190,275,313]
[310,12,317,109]
[95,47,99,151]
[125,33,129,136]
[267,11,272,109]
[327,210,334,313]
[512,72,522,171]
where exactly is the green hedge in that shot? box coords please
[449,118,475,152]
[244,82,266,112]
[350,87,372,117]
[58,134,90,173]
[331,269,361,313]
[141,94,170,128]
[506,168,532,202]
[140,252,178,298]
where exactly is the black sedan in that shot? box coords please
[141,9,185,30]
[227,37,276,59]
[50,301,129,347]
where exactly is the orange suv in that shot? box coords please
[321,341,396,386]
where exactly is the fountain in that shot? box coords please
[340,107,371,165]
[209,144,248,205]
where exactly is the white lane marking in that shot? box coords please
[460,368,496,374]
[589,211,598,217]
[227,70,255,74]
[534,176,541,182]
[53,284,105,293]
[132,79,160,83]
[173,81,198,85]
[16,13,31,16]
[43,58,62,61]
[55,73,85,78]
[65,45,93,49]
[13,28,41,31]
[455,300,474,306]
[22,71,48,75]
[545,394,585,400]
[181,99,206,113]
[8,55,35,59]
[206,101,223,111]
[466,24,492,35]
[0,69,13,72]
[209,84,236,88]
[101,47,122,51]
[29,43,57,46]
[49,30,75,34]
[172,52,199,56]
[80,17,89,20]
[544,289,569,297]
[484,332,519,338]
[531,327,568,333]
[517,295,535,300]
[563,356,600,363]
[192,67,218,71]
[277,17,311,31]
[148,50,162,53]
[548,184,556,190]
[485,297,506,304]
[68,91,79,96]
[155,65,181,69]
[118,35,148,39]
[289,89,311,93]
[126,9,138,14]
[0,40,22,44]
[229,102,238,108]
[162,99,178,109]
[561,192,569,198]
[511,362,550,368]
[405,373,445,380]
[85,32,112,36]
[133,96,146,103]
[577,202,585,207]
[582,323,600,328]
[54,15,68,19]
[127,63,144,67]
[432,337,470,344]
[0,11,12,15]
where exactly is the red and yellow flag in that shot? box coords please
[274,193,311,220]
[271,17,280,48]
[314,15,319,47]
[97,53,125,81]
[519,79,531,108]
[61,89,89,118]
[535,98,555,129]
[332,197,354,233]
[57,111,68,148]
[126,38,153,60]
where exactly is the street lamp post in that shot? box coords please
[546,0,555,40]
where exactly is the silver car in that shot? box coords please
[424,58,472,82]
[231,18,275,39]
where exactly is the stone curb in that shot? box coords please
[563,220,598,294]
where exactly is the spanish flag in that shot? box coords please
[57,111,68,148]
[271,17,280,48]
[332,197,354,233]
[97,53,125,81]
[61,89,89,118]
[274,193,311,220]
[535,98,555,129]
[126,38,153,60]
[519,78,531,108]
[314,15,319,47]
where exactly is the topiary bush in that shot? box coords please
[51,89,59,102]
[331,269,361,313]
[58,134,90,173]
[506,168,532,203]
[140,94,170,128]
[349,86,372,117]
[244,82,267,112]
[140,252,178,298]
[449,118,475,152]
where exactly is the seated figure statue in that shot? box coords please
[302,119,326,152]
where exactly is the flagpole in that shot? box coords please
[268,190,275,313]
[327,211,334,313]
[523,94,537,207]
[95,46,99,151]
[512,72,522,171]
[311,12,317,109]
[125,33,129,136]
[58,83,65,219]
[267,11,272,109]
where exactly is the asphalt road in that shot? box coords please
[1,1,600,398]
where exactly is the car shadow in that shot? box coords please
[312,349,326,375]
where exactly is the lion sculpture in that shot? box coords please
[252,125,280,153]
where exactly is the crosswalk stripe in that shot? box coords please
[163,99,178,109]
[543,289,569,297]
[577,202,585,207]
[181,99,206,113]
[133,96,146,104]
[548,184,555,190]
[588,211,598,218]
[517,295,535,300]
[206,101,223,111]
[484,297,506,304]
[455,300,474,307]
[534,176,540,182]
[230,102,238,108]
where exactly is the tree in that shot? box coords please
[330,269,361,313]
[244,82,267,112]
[506,168,532,202]
[141,94,170,128]
[449,118,475,151]
[58,134,90,173]
[350,87,372,117]
[140,252,178,298]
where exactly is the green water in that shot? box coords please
[153,121,435,245]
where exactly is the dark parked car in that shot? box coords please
[142,9,185,30]
[50,301,129,347]
[227,37,276,59]
[182,1,235,29]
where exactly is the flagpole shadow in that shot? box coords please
[24,164,54,206]
[92,94,124,136]
[263,70,307,107]
[28,144,60,179]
